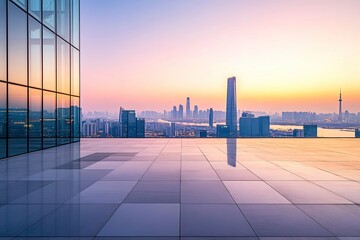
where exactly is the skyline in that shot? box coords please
[81,0,360,113]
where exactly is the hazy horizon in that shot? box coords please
[81,0,360,113]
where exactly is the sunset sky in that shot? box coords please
[81,0,360,113]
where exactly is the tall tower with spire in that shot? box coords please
[338,89,342,123]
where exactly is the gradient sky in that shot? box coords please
[81,0,360,113]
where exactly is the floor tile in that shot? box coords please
[239,205,332,237]
[224,181,290,204]
[181,181,234,203]
[98,204,180,236]
[181,204,255,237]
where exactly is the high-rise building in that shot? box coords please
[226,77,237,137]
[209,108,214,128]
[186,97,191,119]
[259,116,270,137]
[121,110,137,137]
[0,0,80,159]
[304,125,317,138]
[136,118,145,138]
[119,107,125,123]
[239,113,270,137]
[172,106,177,119]
[170,122,176,137]
[339,89,343,123]
[217,125,230,138]
[178,104,184,120]
[355,129,360,138]
[193,105,199,119]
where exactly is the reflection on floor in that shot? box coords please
[1,138,360,239]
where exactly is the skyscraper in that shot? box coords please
[0,0,80,159]
[226,77,238,137]
[186,97,191,119]
[209,108,214,128]
[121,110,137,138]
[339,89,343,123]
[172,106,177,119]
[178,104,184,120]
[193,105,199,119]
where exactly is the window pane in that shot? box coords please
[57,93,70,144]
[57,0,70,41]
[71,97,80,141]
[57,38,70,94]
[71,0,79,48]
[8,2,27,86]
[11,0,26,10]
[29,88,42,151]
[0,82,6,158]
[71,47,80,96]
[29,0,41,20]
[43,91,56,148]
[0,0,6,81]
[43,28,56,91]
[29,17,42,88]
[43,0,55,30]
[8,84,28,156]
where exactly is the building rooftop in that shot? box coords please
[1,138,360,239]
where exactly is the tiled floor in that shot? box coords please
[0,138,360,239]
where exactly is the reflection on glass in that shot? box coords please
[43,28,56,91]
[57,0,70,41]
[29,0,41,20]
[71,48,80,96]
[43,0,55,30]
[71,0,80,48]
[12,0,26,10]
[57,38,70,93]
[227,138,237,167]
[8,84,28,156]
[0,0,6,81]
[8,2,27,85]
[29,17,42,88]
[71,97,80,142]
[29,88,42,152]
[57,94,70,144]
[43,91,56,148]
[0,82,6,158]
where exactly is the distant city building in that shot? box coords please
[338,89,343,123]
[170,123,176,137]
[193,105,199,119]
[186,97,191,119]
[178,105,184,120]
[226,77,238,137]
[282,112,316,122]
[239,113,270,137]
[293,129,304,138]
[304,125,317,138]
[136,118,145,138]
[209,108,214,128]
[355,129,360,138]
[199,130,207,138]
[121,110,137,137]
[217,125,230,138]
[172,106,177,119]
[82,122,97,137]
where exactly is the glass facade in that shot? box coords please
[1,0,80,159]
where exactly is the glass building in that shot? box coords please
[0,0,80,159]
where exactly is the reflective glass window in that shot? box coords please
[0,82,6,158]
[57,0,70,41]
[0,0,6,81]
[29,0,41,20]
[43,91,56,148]
[71,0,79,48]
[43,28,56,91]
[71,97,80,141]
[8,84,28,156]
[57,38,70,94]
[29,17,42,88]
[71,47,80,96]
[57,93,70,144]
[11,0,26,10]
[8,2,27,86]
[43,0,55,30]
[29,88,42,151]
